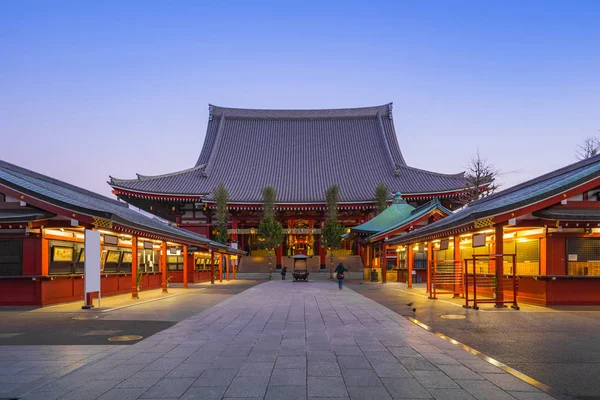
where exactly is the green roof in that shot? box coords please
[366,198,452,242]
[352,193,415,234]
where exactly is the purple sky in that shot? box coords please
[1,1,599,198]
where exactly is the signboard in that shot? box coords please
[84,229,101,295]
[103,234,118,245]
[568,254,578,261]
[472,233,486,248]
[168,247,181,255]
[144,241,153,249]
[439,239,449,251]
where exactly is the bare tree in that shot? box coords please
[458,151,499,206]
[576,135,600,160]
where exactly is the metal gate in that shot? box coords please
[463,254,519,310]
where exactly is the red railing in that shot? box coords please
[463,254,520,310]
[428,258,464,300]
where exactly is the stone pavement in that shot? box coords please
[16,281,555,400]
[0,345,122,399]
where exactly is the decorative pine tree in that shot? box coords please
[213,183,229,244]
[322,184,345,279]
[257,186,283,280]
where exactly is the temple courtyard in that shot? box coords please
[0,280,574,400]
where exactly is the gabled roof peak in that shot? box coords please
[208,103,393,120]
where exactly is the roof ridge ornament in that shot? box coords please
[394,166,401,176]
[388,103,393,120]
[209,104,213,121]
[393,192,406,204]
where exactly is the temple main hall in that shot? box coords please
[109,103,469,270]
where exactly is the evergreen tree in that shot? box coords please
[322,184,345,278]
[213,183,229,244]
[258,185,283,279]
[375,183,389,215]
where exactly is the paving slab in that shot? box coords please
[15,281,553,399]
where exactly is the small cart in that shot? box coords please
[289,254,311,282]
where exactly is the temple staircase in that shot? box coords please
[238,255,364,277]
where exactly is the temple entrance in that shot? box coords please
[285,220,315,256]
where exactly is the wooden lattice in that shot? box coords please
[474,218,494,229]
[93,217,113,229]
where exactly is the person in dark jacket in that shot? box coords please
[335,262,348,290]
[281,265,287,280]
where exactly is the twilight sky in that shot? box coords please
[1,0,599,198]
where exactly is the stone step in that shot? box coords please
[239,254,365,274]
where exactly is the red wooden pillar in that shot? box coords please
[219,254,223,283]
[225,254,230,281]
[41,235,49,276]
[210,249,215,284]
[407,244,414,289]
[275,245,282,269]
[427,242,433,294]
[183,244,189,289]
[231,214,238,247]
[131,236,139,298]
[161,241,168,293]
[453,235,461,297]
[233,255,237,280]
[319,237,326,269]
[495,224,505,307]
[382,243,387,284]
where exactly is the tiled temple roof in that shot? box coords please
[0,159,244,254]
[109,103,468,203]
[386,154,600,245]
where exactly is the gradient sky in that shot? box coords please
[1,0,599,198]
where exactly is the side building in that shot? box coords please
[0,160,244,306]
[109,104,469,271]
[386,154,600,306]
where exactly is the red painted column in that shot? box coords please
[275,245,282,269]
[453,236,461,297]
[131,236,139,298]
[210,249,215,284]
[41,235,49,276]
[407,244,414,289]
[183,244,189,289]
[161,241,168,293]
[233,256,237,280]
[382,243,387,284]
[319,237,326,269]
[219,254,223,283]
[427,242,433,294]
[495,224,505,307]
[231,215,238,246]
[225,254,230,281]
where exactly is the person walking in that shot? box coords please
[335,262,348,290]
[281,265,287,280]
